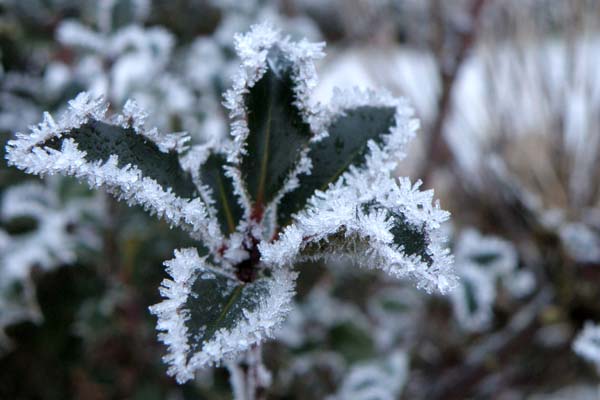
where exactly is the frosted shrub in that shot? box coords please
[5,23,454,396]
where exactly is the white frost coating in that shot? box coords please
[329,351,409,400]
[261,174,455,294]
[5,92,222,249]
[222,22,325,212]
[148,248,206,382]
[559,222,600,264]
[116,99,190,153]
[56,20,105,53]
[0,181,102,282]
[454,228,518,278]
[150,248,297,383]
[573,321,600,370]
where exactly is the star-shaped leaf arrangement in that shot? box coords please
[5,23,455,383]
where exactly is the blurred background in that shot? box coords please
[1,0,600,399]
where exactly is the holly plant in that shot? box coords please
[5,23,455,396]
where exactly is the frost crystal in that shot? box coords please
[261,174,455,294]
[223,23,325,213]
[149,248,297,383]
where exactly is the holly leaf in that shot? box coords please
[150,248,296,383]
[198,153,243,235]
[278,106,396,225]
[240,47,312,215]
[5,94,215,240]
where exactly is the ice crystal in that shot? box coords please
[261,174,455,294]
[5,92,221,249]
[149,248,296,383]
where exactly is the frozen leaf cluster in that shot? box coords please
[329,351,409,400]
[0,181,102,344]
[451,229,534,332]
[5,23,454,383]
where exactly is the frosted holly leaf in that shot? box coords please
[278,88,418,226]
[223,23,324,219]
[187,146,244,236]
[149,248,296,383]
[262,175,455,294]
[239,47,312,213]
[0,181,103,344]
[4,94,222,246]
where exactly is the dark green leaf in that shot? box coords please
[328,322,375,363]
[278,106,396,225]
[2,215,38,235]
[463,279,479,315]
[241,47,312,214]
[470,253,501,266]
[365,201,433,266]
[199,153,243,235]
[184,271,270,359]
[45,120,197,199]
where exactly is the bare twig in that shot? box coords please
[420,0,490,186]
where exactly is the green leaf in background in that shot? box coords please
[241,47,312,214]
[199,153,242,235]
[278,106,396,225]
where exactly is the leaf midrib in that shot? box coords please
[203,285,244,343]
[215,172,236,233]
[255,98,274,207]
